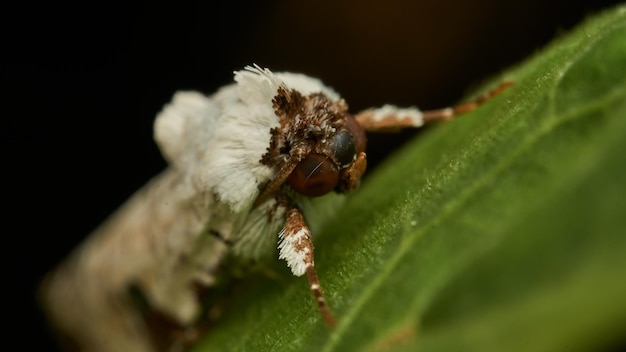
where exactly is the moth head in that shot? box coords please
[286,112,366,196]
[255,86,367,207]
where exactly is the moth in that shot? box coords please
[41,65,511,352]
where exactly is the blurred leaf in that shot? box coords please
[193,5,626,352]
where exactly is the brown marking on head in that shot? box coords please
[256,86,367,206]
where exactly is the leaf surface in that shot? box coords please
[193,5,626,352]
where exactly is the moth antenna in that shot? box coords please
[278,208,336,327]
[355,81,514,131]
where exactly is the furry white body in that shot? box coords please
[43,68,343,352]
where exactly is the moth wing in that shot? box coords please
[154,89,229,169]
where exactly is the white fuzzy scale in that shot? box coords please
[366,104,424,126]
[278,228,311,277]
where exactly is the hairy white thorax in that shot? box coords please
[155,66,340,212]
[43,65,347,352]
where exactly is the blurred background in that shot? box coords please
[3,0,622,350]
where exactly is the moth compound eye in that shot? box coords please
[288,154,339,196]
[344,113,367,154]
[331,131,357,168]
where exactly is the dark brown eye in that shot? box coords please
[287,153,339,196]
[331,131,357,168]
[343,113,366,154]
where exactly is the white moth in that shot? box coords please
[41,65,511,352]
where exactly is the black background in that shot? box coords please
[4,1,622,350]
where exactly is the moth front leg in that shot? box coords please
[355,81,513,131]
[278,207,335,327]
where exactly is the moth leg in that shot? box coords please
[422,81,514,122]
[355,81,513,131]
[278,207,335,327]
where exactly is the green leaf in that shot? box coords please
[193,5,626,352]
